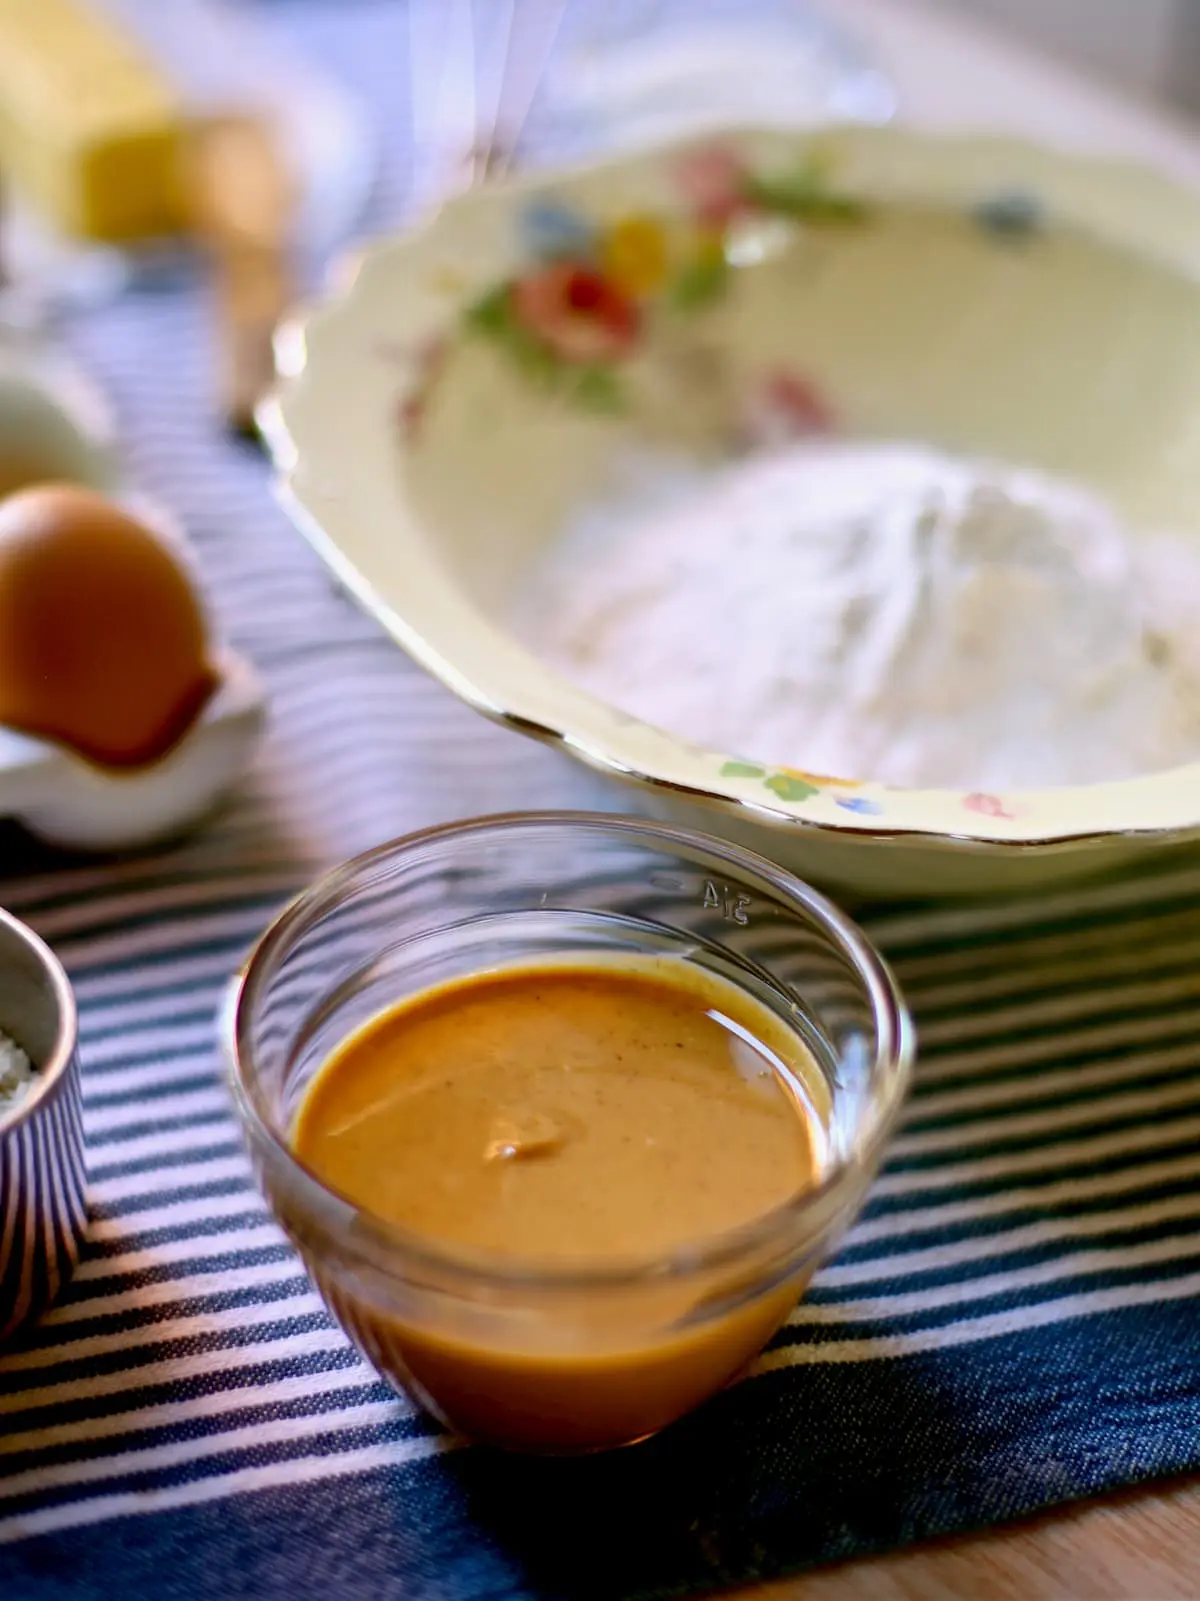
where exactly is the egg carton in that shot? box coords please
[0,330,266,851]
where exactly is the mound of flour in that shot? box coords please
[518,442,1200,790]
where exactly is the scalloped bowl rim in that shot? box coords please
[262,123,1200,862]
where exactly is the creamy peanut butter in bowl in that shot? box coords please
[225,812,912,1453]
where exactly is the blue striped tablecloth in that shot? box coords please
[3,4,1200,1595]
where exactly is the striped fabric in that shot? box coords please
[3,4,1200,1594]
[0,1042,86,1344]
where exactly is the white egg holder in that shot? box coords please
[0,650,264,852]
[0,331,267,852]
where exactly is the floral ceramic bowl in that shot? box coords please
[263,125,1200,898]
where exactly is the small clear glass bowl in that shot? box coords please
[224,812,913,1452]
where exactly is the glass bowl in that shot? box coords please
[224,812,913,1452]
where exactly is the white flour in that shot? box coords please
[518,442,1200,790]
[0,1028,34,1114]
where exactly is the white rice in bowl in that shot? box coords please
[0,1028,35,1114]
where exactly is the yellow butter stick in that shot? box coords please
[0,0,186,242]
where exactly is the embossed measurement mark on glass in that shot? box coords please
[703,880,752,925]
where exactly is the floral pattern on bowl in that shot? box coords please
[397,141,1048,446]
[439,142,868,420]
[265,125,1200,897]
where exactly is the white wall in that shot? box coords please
[946,0,1182,99]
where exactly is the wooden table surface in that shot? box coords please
[728,2,1200,1594]
[774,1479,1200,1598]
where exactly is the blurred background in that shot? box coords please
[945,0,1200,109]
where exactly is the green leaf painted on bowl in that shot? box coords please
[571,365,627,414]
[508,327,562,389]
[744,172,868,224]
[720,760,766,779]
[764,772,820,801]
[464,283,513,335]
[670,251,731,310]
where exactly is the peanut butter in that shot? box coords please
[292,957,826,1450]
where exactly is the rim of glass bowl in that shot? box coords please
[224,811,915,1292]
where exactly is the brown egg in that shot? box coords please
[0,485,219,768]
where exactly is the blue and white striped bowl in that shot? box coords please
[0,906,88,1340]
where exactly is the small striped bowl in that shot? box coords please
[0,907,88,1340]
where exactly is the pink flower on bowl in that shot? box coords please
[964,792,1016,820]
[675,145,752,229]
[398,391,424,436]
[396,335,448,440]
[743,369,836,448]
[511,262,640,363]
